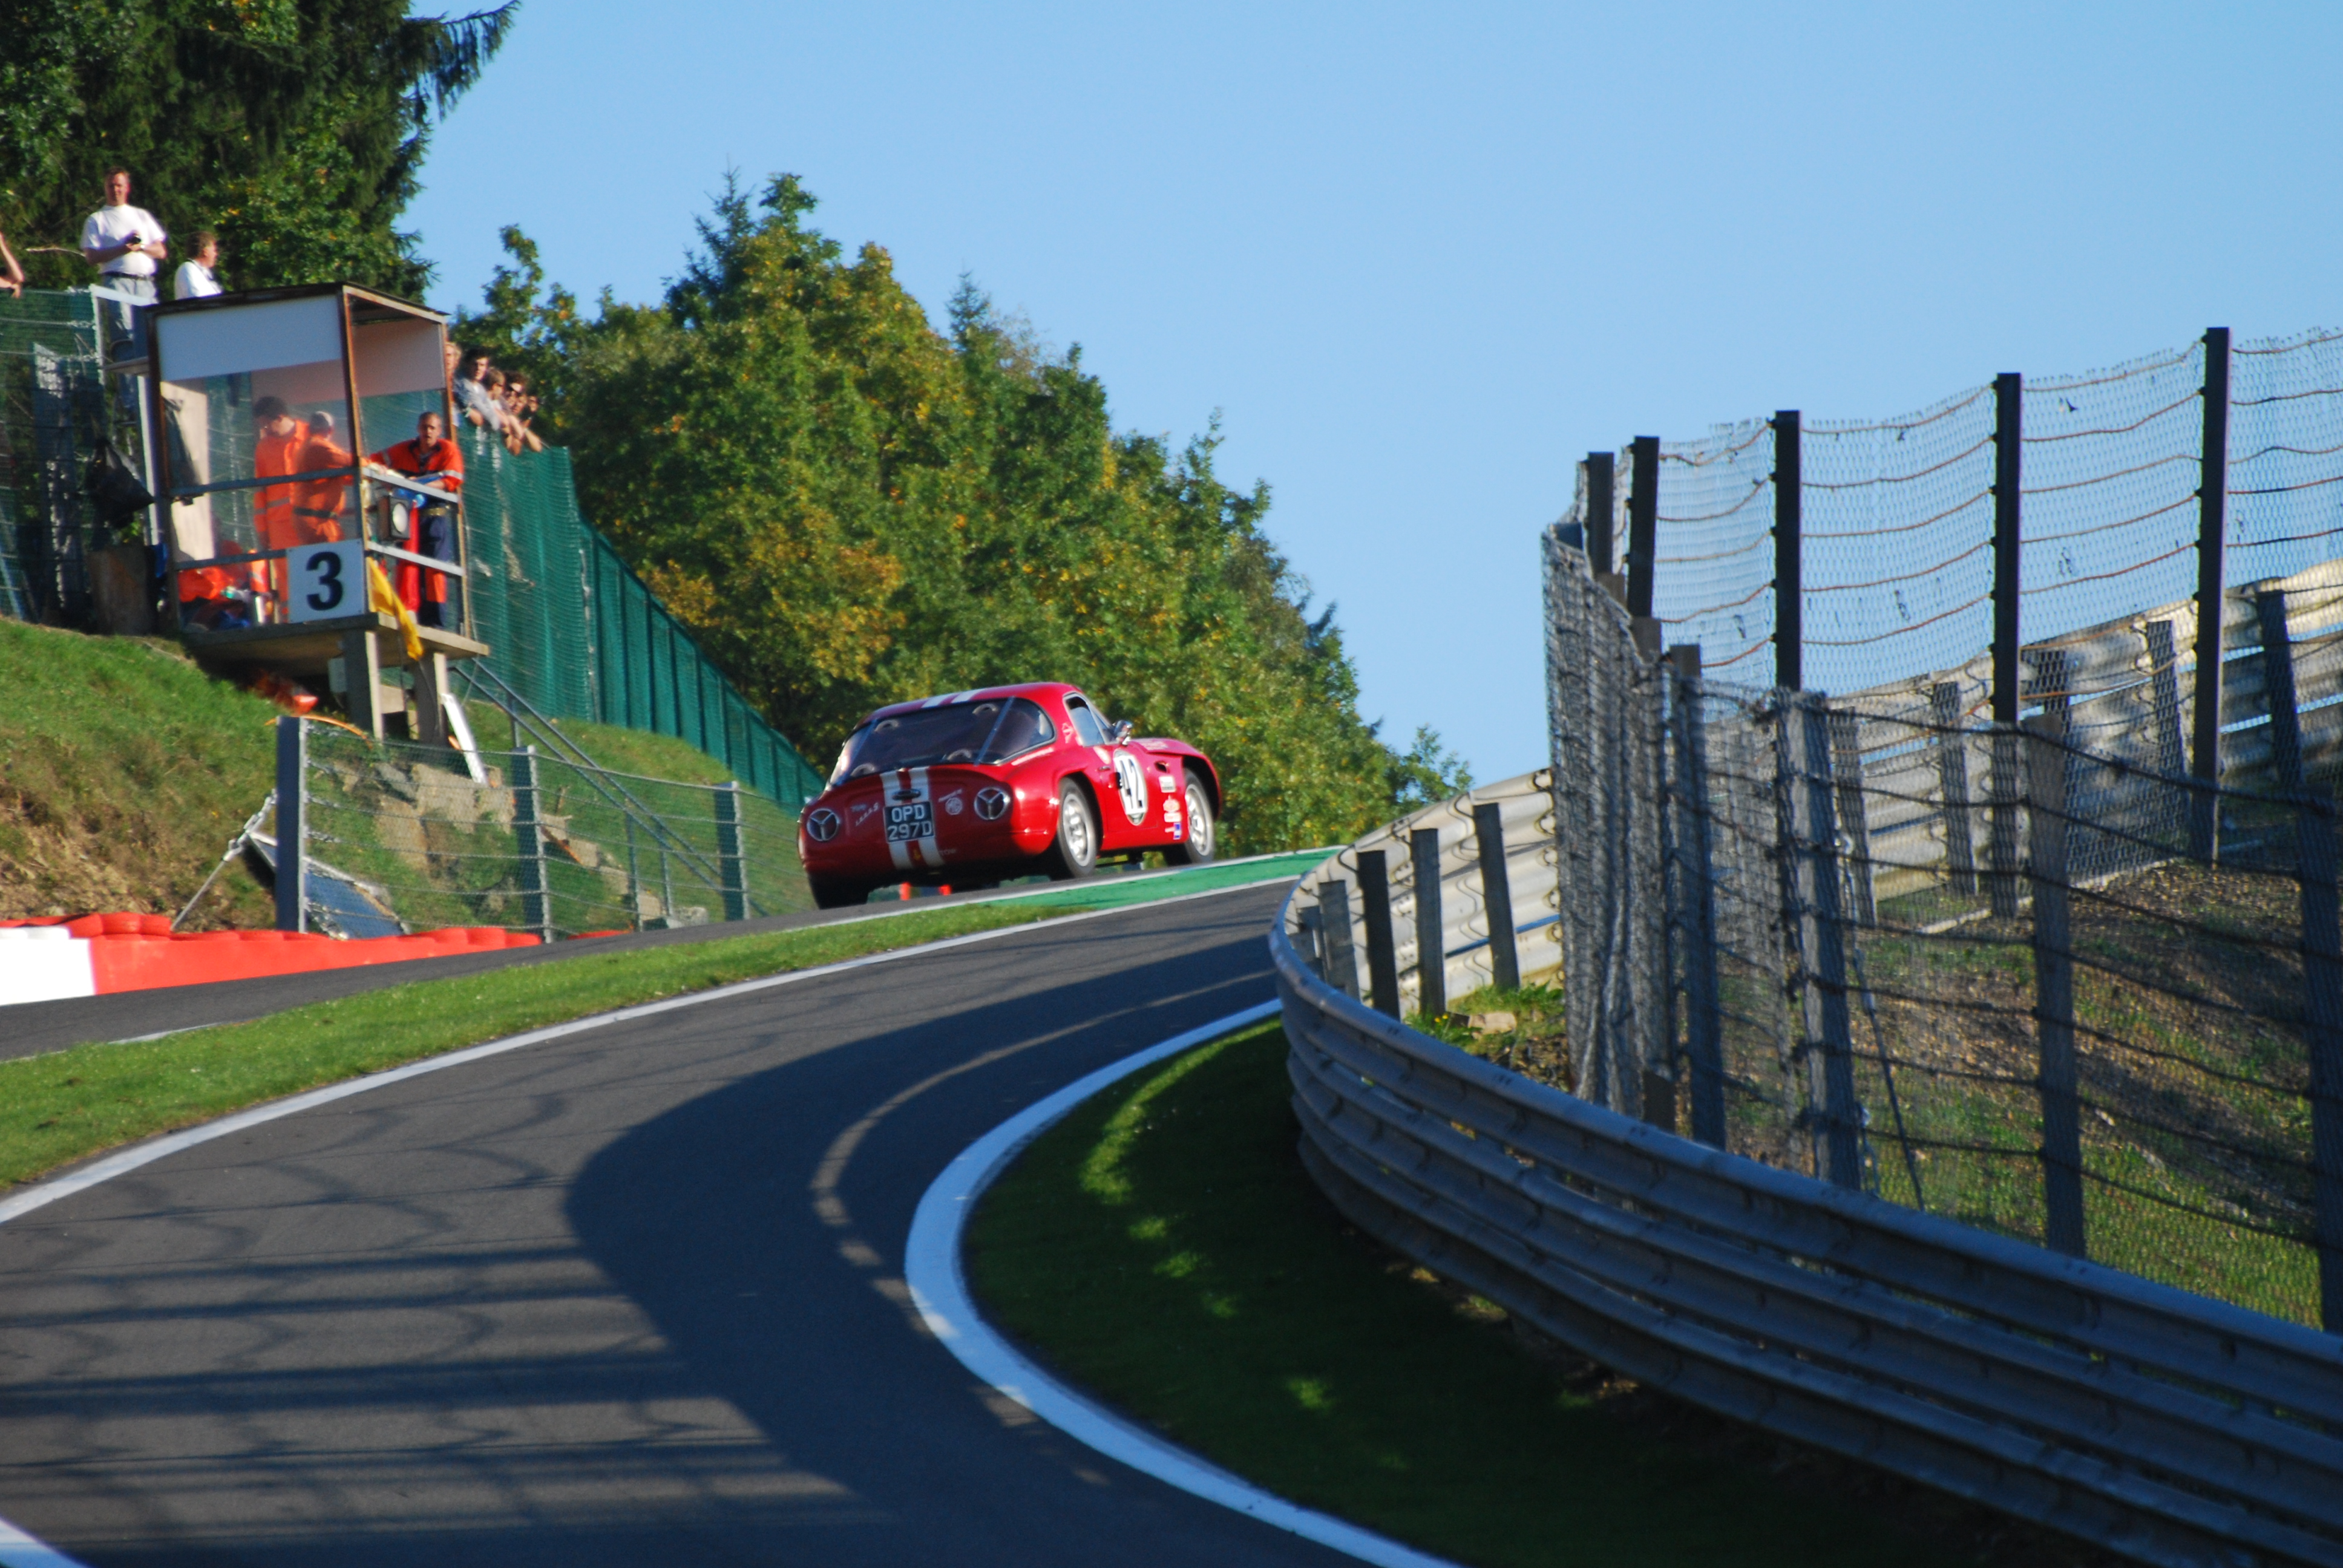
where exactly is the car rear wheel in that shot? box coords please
[1165,769,1217,864]
[808,874,872,909]
[1042,780,1099,881]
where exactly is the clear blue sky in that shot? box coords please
[405,1,2341,783]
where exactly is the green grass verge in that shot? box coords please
[966,1022,1998,1568]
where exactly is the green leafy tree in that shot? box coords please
[1387,725,1475,811]
[0,0,516,295]
[461,176,1428,853]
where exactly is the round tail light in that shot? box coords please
[974,786,1011,821]
[805,806,841,842]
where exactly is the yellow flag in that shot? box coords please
[367,558,424,661]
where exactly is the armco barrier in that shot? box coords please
[1274,791,2343,1568]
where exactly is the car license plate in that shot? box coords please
[885,801,933,841]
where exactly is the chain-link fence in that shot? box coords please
[1545,537,2342,1331]
[292,721,811,941]
[0,290,141,626]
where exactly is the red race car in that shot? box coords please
[796,682,1221,908]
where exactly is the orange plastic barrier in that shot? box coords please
[0,913,542,1000]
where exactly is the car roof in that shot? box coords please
[859,682,1085,725]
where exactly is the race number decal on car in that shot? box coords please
[1112,750,1149,825]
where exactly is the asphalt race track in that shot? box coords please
[0,881,1360,1566]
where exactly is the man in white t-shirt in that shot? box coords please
[80,169,168,304]
[173,231,222,300]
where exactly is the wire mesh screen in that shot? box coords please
[1651,420,1775,678]
[300,725,811,941]
[2232,328,2343,583]
[1802,385,1998,699]
[0,290,128,626]
[1543,532,1666,1116]
[1594,327,2343,743]
[1543,524,2336,1327]
[2019,343,2206,650]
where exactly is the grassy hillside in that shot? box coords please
[0,621,804,929]
[0,622,280,929]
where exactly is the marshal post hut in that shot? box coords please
[146,283,487,741]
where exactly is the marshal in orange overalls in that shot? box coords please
[251,407,353,616]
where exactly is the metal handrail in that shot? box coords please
[1272,811,2343,1567]
[453,659,762,916]
[172,540,468,581]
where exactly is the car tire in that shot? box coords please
[1165,768,1217,864]
[1042,780,1099,881]
[808,874,871,909]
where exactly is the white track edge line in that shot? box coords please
[0,869,1300,1568]
[904,1002,1467,1568]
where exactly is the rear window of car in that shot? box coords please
[831,697,1057,782]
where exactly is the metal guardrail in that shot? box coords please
[1285,769,1562,1017]
[1273,786,2343,1568]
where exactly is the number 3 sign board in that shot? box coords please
[284,541,366,624]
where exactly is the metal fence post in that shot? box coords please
[1930,682,1978,897]
[1628,436,1659,620]
[624,813,644,931]
[1993,371,2024,724]
[512,744,552,943]
[1296,903,1326,979]
[1788,696,1863,1188]
[1828,710,1876,926]
[715,780,749,922]
[1411,827,1446,1018]
[1991,371,2025,917]
[1472,803,1520,993]
[1670,647,1726,1147]
[2027,718,2086,1258]
[1320,878,1361,999]
[1774,410,1802,691]
[1357,849,1400,1017]
[2192,328,2232,859]
[2256,590,2303,793]
[274,715,306,932]
[2291,789,2343,1332]
[1585,451,1616,577]
[1990,730,2025,920]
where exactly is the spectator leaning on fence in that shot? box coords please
[0,227,23,299]
[453,348,502,433]
[80,169,168,303]
[172,232,221,300]
[502,373,544,454]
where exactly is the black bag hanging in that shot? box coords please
[85,436,155,537]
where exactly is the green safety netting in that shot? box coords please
[455,430,824,809]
